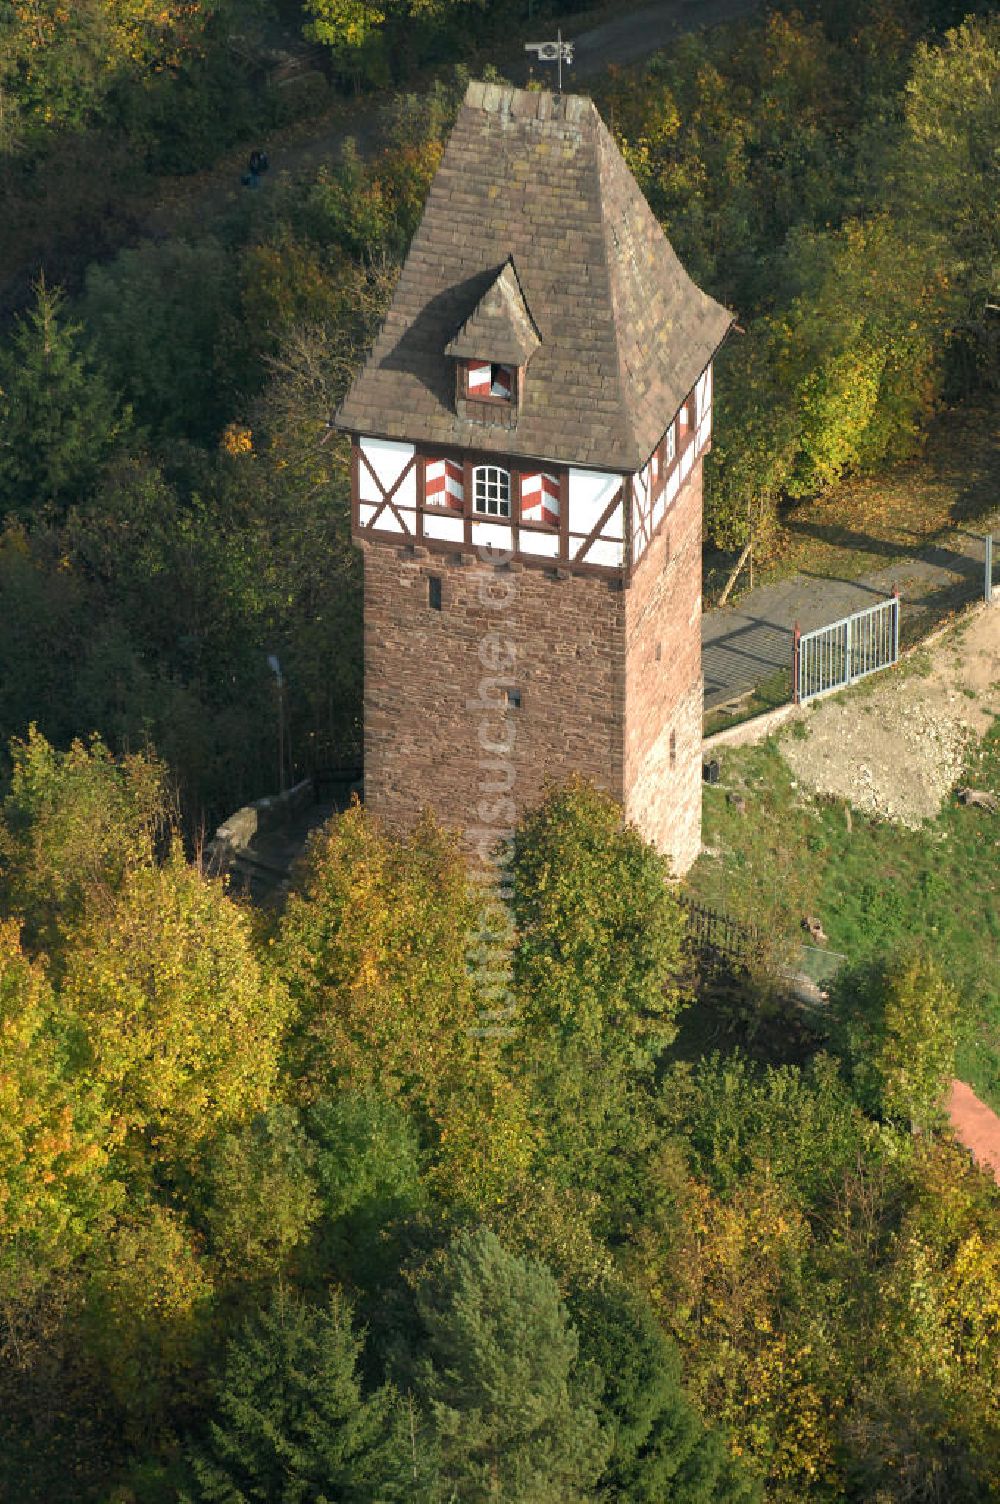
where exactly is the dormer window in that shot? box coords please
[468,362,514,401]
[445,258,541,428]
[473,465,511,518]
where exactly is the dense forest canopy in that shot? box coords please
[1,2,999,1499]
[2,742,999,1502]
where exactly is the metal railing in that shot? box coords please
[682,897,757,960]
[793,593,899,704]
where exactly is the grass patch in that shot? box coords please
[703,666,792,737]
[685,723,1000,1111]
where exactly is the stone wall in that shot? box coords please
[361,544,626,855]
[623,458,704,875]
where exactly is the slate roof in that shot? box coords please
[445,258,541,366]
[335,81,733,473]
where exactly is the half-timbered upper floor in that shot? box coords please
[350,356,713,581]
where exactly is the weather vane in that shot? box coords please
[525,28,574,93]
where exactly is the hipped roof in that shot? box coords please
[336,81,733,472]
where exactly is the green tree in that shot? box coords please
[512,779,688,1069]
[892,14,1000,381]
[185,1287,417,1502]
[834,950,959,1131]
[414,1226,610,1501]
[199,1103,320,1285]
[510,781,688,1195]
[307,1087,426,1289]
[573,1279,761,1503]
[0,279,129,521]
[81,237,240,441]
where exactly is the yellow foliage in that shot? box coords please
[220,421,253,457]
[62,847,289,1171]
[0,920,119,1294]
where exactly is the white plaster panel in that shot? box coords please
[359,466,382,505]
[679,445,693,481]
[587,537,625,568]
[519,530,561,558]
[423,512,465,543]
[696,366,712,424]
[568,468,623,533]
[665,468,680,504]
[359,502,377,527]
[471,521,514,554]
[360,436,415,490]
[601,502,624,541]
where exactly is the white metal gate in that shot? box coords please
[794,594,899,704]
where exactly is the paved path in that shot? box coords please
[572,0,761,78]
[947,1079,1000,1183]
[702,525,997,710]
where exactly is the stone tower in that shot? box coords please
[335,81,732,875]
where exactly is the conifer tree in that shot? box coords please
[185,1288,418,1502]
[414,1226,610,1501]
[573,1280,762,1503]
[0,278,129,521]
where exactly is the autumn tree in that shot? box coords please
[61,846,290,1176]
[0,726,171,961]
[276,806,534,1208]
[81,1202,215,1447]
[0,920,118,1310]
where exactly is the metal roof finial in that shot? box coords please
[525,28,574,95]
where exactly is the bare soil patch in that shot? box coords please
[947,1078,1000,1184]
[781,607,1000,827]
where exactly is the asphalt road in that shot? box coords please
[571,0,762,78]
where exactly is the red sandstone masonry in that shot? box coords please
[624,459,704,874]
[362,547,626,855]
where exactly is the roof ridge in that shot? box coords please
[462,79,596,125]
[594,123,642,466]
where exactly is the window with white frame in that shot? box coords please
[473,465,511,518]
[665,423,676,464]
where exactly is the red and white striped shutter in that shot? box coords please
[491,364,513,399]
[467,362,492,396]
[520,471,560,527]
[425,457,464,510]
